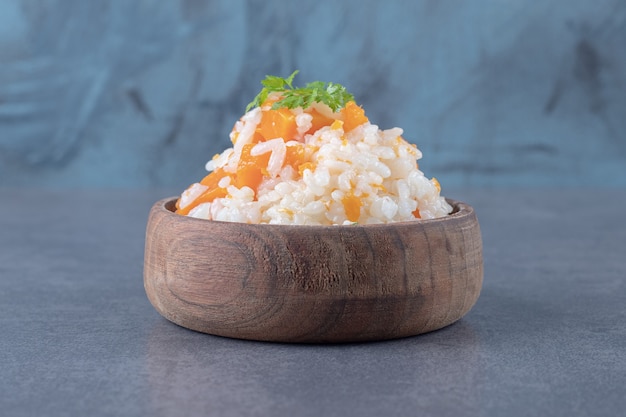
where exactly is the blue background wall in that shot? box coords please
[1,0,625,188]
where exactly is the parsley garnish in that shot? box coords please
[246,70,354,112]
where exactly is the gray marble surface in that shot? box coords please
[1,0,626,188]
[1,188,625,416]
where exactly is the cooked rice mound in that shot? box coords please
[176,97,452,225]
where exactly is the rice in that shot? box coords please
[177,101,452,225]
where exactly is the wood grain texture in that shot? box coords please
[144,197,483,343]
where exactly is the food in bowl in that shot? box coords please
[175,71,451,225]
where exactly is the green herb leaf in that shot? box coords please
[246,70,354,112]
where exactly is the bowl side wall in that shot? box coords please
[144,198,483,342]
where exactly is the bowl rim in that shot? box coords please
[152,197,475,230]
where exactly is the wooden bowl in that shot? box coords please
[144,197,483,343]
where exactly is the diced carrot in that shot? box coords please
[256,108,297,141]
[284,144,306,171]
[251,131,264,144]
[412,209,421,219]
[341,101,368,132]
[176,169,231,215]
[305,108,335,135]
[187,187,228,209]
[235,144,270,192]
[177,141,279,215]
[342,193,362,223]
[200,168,228,188]
[331,120,344,130]
[235,165,264,191]
[176,186,227,216]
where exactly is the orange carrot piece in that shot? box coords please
[257,108,297,141]
[305,108,335,135]
[189,187,228,208]
[342,193,362,223]
[284,144,306,171]
[200,168,227,187]
[176,169,230,215]
[341,101,368,133]
[235,144,270,192]
[176,186,228,216]
[251,131,264,144]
